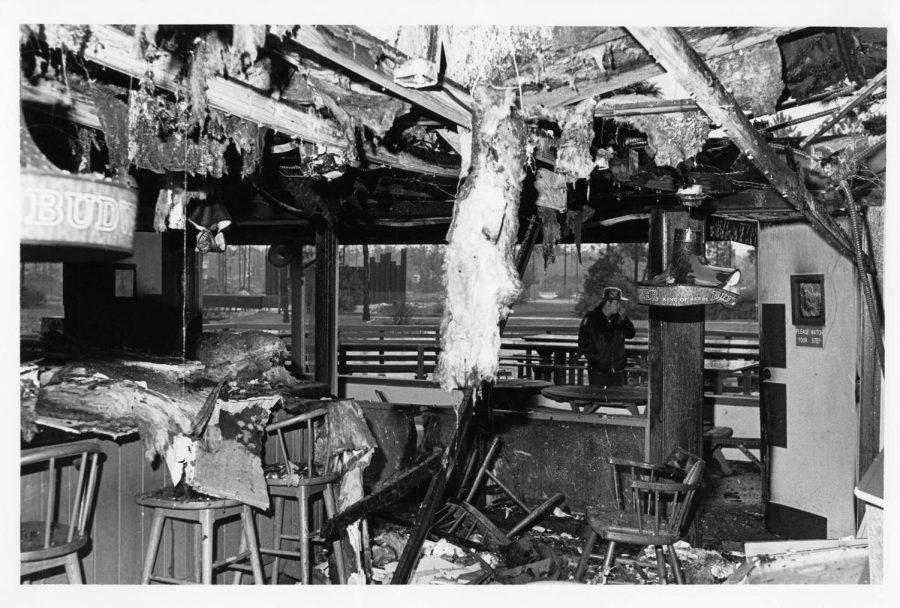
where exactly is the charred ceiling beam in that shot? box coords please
[286,26,473,129]
[57,25,347,151]
[627,27,863,267]
[22,77,460,179]
[521,27,798,109]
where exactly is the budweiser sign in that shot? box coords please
[21,172,138,255]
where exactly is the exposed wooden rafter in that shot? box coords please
[520,27,799,109]
[287,26,473,129]
[21,78,460,179]
[627,27,865,268]
[65,25,347,151]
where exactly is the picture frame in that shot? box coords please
[113,264,137,299]
[790,274,825,326]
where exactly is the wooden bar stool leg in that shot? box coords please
[601,541,616,584]
[666,545,685,584]
[200,509,214,585]
[654,546,668,584]
[298,486,310,584]
[64,552,83,584]
[270,496,285,584]
[232,526,247,584]
[574,529,597,582]
[240,506,266,585]
[323,484,347,584]
[141,510,166,584]
[194,526,203,583]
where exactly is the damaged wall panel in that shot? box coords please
[435,85,528,392]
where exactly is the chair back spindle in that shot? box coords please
[21,440,103,568]
[265,407,330,479]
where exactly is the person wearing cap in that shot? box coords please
[578,287,636,386]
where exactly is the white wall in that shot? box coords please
[759,221,859,538]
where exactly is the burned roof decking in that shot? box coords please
[20,25,887,246]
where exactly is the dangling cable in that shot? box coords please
[839,179,884,373]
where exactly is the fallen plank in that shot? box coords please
[320,451,442,539]
[390,388,475,584]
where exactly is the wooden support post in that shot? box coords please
[645,210,705,543]
[315,229,339,393]
[645,210,706,464]
[362,243,371,322]
[161,231,200,357]
[290,244,306,375]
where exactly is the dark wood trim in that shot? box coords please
[314,227,339,393]
[766,502,827,540]
[290,243,306,374]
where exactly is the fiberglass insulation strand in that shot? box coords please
[435,85,527,392]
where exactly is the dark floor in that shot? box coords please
[370,458,782,584]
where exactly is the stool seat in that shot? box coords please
[136,486,264,584]
[136,487,242,510]
[21,522,87,561]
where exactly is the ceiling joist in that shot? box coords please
[627,26,863,266]
[287,26,473,129]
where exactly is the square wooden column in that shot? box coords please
[314,227,339,394]
[290,244,306,375]
[645,210,706,463]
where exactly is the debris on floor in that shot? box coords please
[727,539,870,584]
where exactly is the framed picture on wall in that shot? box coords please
[790,274,825,326]
[114,264,137,299]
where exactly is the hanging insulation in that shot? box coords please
[435,85,528,392]
[555,98,598,182]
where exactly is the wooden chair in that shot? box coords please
[21,440,102,584]
[575,447,703,581]
[136,486,265,584]
[578,459,705,584]
[258,407,348,584]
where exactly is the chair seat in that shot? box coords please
[586,505,678,546]
[21,521,87,562]
[264,462,339,487]
[136,486,241,510]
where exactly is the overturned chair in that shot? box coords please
[575,449,705,584]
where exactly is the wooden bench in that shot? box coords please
[703,426,763,475]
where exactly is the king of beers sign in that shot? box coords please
[21,171,138,257]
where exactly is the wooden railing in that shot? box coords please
[202,294,283,311]
[334,326,759,393]
[203,321,759,395]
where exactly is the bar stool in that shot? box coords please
[21,440,102,584]
[257,406,348,584]
[136,486,265,584]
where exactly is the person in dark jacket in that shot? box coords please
[578,286,636,386]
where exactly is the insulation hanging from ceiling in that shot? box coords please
[435,85,528,393]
